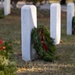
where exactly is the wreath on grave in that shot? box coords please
[31,25,57,61]
[72,16,75,35]
[0,9,4,19]
[0,39,16,75]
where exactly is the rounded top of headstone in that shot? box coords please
[49,0,60,3]
[22,5,36,10]
[66,0,74,3]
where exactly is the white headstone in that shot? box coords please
[67,3,74,35]
[4,0,11,16]
[21,5,37,61]
[50,3,61,45]
[16,1,26,8]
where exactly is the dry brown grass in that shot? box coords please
[0,8,75,75]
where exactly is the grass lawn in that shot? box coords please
[0,8,75,75]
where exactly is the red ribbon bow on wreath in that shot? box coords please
[0,39,2,44]
[38,30,48,52]
[0,39,6,50]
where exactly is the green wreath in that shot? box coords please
[31,25,56,61]
[72,16,75,35]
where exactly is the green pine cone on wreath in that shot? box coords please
[31,25,57,62]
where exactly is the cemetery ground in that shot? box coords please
[0,8,75,75]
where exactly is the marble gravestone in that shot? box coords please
[67,3,74,35]
[21,5,37,62]
[4,0,11,15]
[50,3,61,45]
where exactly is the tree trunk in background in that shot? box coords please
[1,0,3,5]
[11,0,21,8]
[1,0,3,8]
[44,0,47,3]
[60,0,66,5]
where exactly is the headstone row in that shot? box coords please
[4,0,11,16]
[21,1,74,61]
